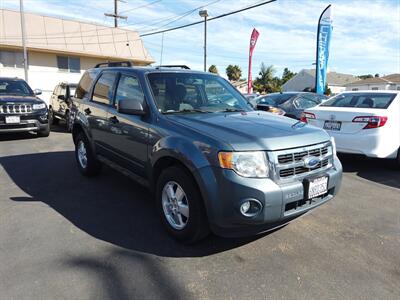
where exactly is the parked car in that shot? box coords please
[250,92,327,119]
[301,91,400,166]
[71,65,342,243]
[243,93,259,101]
[49,82,77,131]
[0,77,50,137]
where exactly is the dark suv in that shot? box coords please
[49,82,77,131]
[71,66,342,243]
[0,77,50,137]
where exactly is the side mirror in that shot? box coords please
[58,95,65,101]
[118,99,146,115]
[256,104,270,112]
[34,89,42,96]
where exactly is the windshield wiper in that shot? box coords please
[163,108,211,114]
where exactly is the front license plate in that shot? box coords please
[324,120,341,131]
[5,116,20,124]
[307,176,328,199]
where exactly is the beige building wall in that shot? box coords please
[0,49,126,104]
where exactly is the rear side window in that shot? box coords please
[115,74,144,106]
[294,96,320,109]
[92,72,117,105]
[321,93,396,109]
[75,70,98,99]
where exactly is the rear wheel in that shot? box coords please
[74,132,102,176]
[156,166,209,243]
[65,110,72,132]
[397,148,400,168]
[49,107,59,125]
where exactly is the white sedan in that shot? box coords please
[301,91,400,165]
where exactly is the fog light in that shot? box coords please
[39,114,48,121]
[239,199,263,217]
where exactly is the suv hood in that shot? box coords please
[167,111,330,151]
[0,95,43,104]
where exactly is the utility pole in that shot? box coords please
[19,0,28,82]
[199,10,208,72]
[105,0,127,28]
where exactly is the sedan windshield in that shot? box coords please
[0,79,33,96]
[256,93,296,106]
[320,93,397,109]
[147,72,252,114]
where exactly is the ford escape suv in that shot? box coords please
[0,77,50,137]
[71,65,342,243]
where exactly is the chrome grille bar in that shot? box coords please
[0,104,32,114]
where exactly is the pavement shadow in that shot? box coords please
[339,154,400,189]
[0,131,37,141]
[0,151,271,257]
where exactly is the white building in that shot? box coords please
[0,9,154,104]
[282,69,357,94]
[345,74,400,91]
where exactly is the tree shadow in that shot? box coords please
[1,151,272,258]
[339,154,400,189]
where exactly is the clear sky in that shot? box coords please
[1,0,399,78]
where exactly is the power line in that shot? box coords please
[120,0,162,14]
[104,0,127,27]
[140,0,277,37]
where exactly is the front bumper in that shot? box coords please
[195,156,342,237]
[0,110,49,133]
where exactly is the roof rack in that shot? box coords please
[155,65,190,70]
[94,61,133,68]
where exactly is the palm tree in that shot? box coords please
[226,65,242,81]
[208,65,219,74]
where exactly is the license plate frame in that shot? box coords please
[304,176,329,199]
[5,116,20,124]
[323,120,341,131]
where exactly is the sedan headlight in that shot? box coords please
[218,151,269,178]
[33,103,46,110]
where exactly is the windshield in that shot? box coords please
[320,93,397,109]
[0,79,33,96]
[147,72,252,114]
[256,93,295,106]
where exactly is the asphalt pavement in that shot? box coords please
[0,127,399,300]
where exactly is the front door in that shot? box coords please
[105,73,149,177]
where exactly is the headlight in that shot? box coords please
[330,136,337,157]
[218,151,269,178]
[33,103,46,110]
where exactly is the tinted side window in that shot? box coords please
[75,70,98,99]
[115,74,144,106]
[92,72,117,105]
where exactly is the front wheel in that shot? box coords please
[37,124,50,137]
[156,166,209,243]
[74,132,102,176]
[397,148,400,168]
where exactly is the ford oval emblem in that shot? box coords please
[303,156,321,168]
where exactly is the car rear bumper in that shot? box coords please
[194,156,342,238]
[328,130,399,159]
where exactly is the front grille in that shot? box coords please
[0,104,32,114]
[279,159,329,178]
[278,145,329,164]
[270,142,333,180]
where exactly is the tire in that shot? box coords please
[49,107,59,125]
[397,148,400,169]
[65,110,72,132]
[156,166,209,243]
[74,132,102,176]
[37,124,50,137]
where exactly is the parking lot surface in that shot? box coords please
[0,128,399,300]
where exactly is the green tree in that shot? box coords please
[281,67,296,85]
[253,63,281,93]
[226,65,242,81]
[208,65,219,74]
[358,74,373,80]
[374,73,380,78]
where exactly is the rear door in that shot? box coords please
[105,72,149,177]
[307,93,396,134]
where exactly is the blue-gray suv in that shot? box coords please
[71,65,342,243]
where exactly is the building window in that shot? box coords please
[371,87,379,90]
[397,86,400,91]
[0,50,24,68]
[57,56,80,73]
[352,88,358,91]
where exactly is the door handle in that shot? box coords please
[109,116,119,124]
[84,108,91,115]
